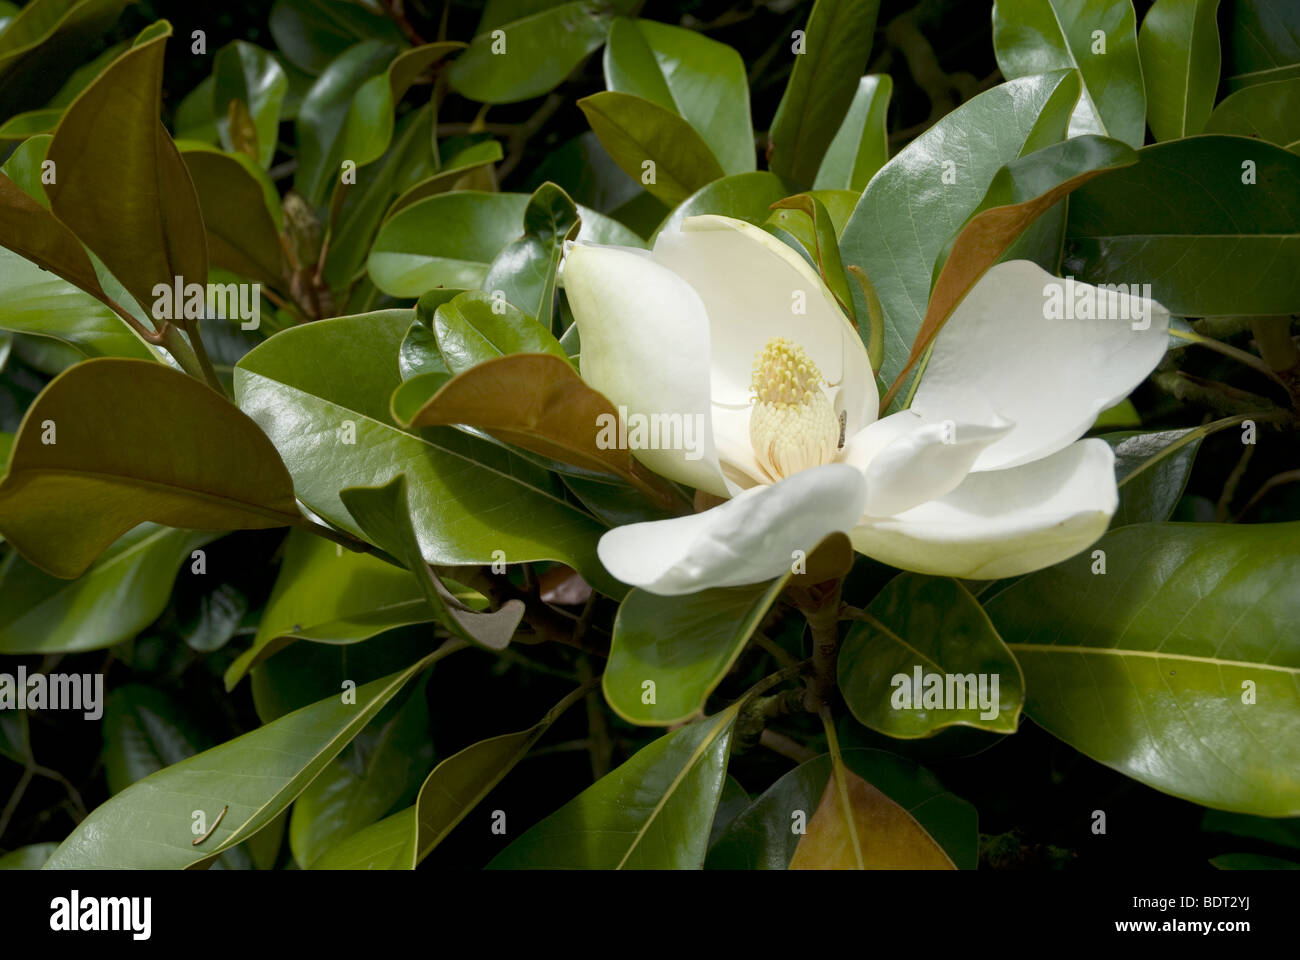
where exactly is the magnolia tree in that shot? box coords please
[0,0,1296,873]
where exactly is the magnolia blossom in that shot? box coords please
[562,215,1169,596]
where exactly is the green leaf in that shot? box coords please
[0,359,300,578]
[0,843,57,869]
[1103,427,1202,525]
[606,579,789,726]
[1138,0,1222,141]
[604,18,754,175]
[368,191,642,298]
[655,171,799,238]
[224,529,442,689]
[312,682,591,869]
[232,310,618,596]
[578,91,726,207]
[813,74,892,192]
[427,289,565,374]
[0,107,60,139]
[769,0,882,187]
[0,248,157,361]
[1206,76,1300,148]
[46,22,209,320]
[0,0,132,117]
[1222,0,1300,90]
[339,474,525,651]
[174,74,218,141]
[323,105,440,291]
[383,139,504,220]
[213,41,288,168]
[448,1,625,104]
[103,684,209,795]
[838,574,1025,737]
[839,70,1080,413]
[706,749,978,869]
[986,521,1300,816]
[289,678,432,868]
[0,523,216,654]
[179,143,286,288]
[1064,135,1300,316]
[481,182,579,329]
[268,0,405,75]
[886,134,1138,409]
[44,649,450,869]
[295,39,398,206]
[488,707,740,868]
[993,0,1146,147]
[768,193,856,319]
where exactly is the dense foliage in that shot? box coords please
[0,0,1297,871]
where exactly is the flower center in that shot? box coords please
[748,336,840,481]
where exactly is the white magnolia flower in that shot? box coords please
[562,215,1169,596]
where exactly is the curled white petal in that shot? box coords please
[598,463,867,595]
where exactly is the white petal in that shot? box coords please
[598,463,867,595]
[911,260,1169,471]
[562,242,728,497]
[652,215,876,436]
[849,439,1117,579]
[843,412,1014,517]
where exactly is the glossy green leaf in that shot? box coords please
[0,0,132,116]
[481,182,579,329]
[605,579,789,726]
[1222,0,1300,90]
[233,310,618,596]
[488,706,739,869]
[1205,76,1300,147]
[578,91,725,207]
[339,474,525,651]
[1138,0,1222,140]
[368,191,642,298]
[1064,135,1300,316]
[313,682,591,869]
[839,70,1079,412]
[213,41,288,168]
[46,23,208,319]
[0,248,156,361]
[448,1,627,104]
[604,17,753,175]
[0,843,57,869]
[323,105,440,291]
[769,0,882,186]
[1,132,50,201]
[268,0,405,75]
[768,193,855,318]
[1103,427,1202,525]
[43,649,450,869]
[0,523,216,654]
[0,107,59,139]
[987,521,1300,816]
[224,529,439,690]
[180,143,285,289]
[427,290,565,374]
[993,0,1146,147]
[838,574,1025,737]
[295,38,398,205]
[655,171,799,238]
[384,140,504,220]
[0,359,300,579]
[813,74,892,192]
[706,749,978,869]
[289,678,432,868]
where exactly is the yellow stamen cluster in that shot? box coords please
[749,337,840,481]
